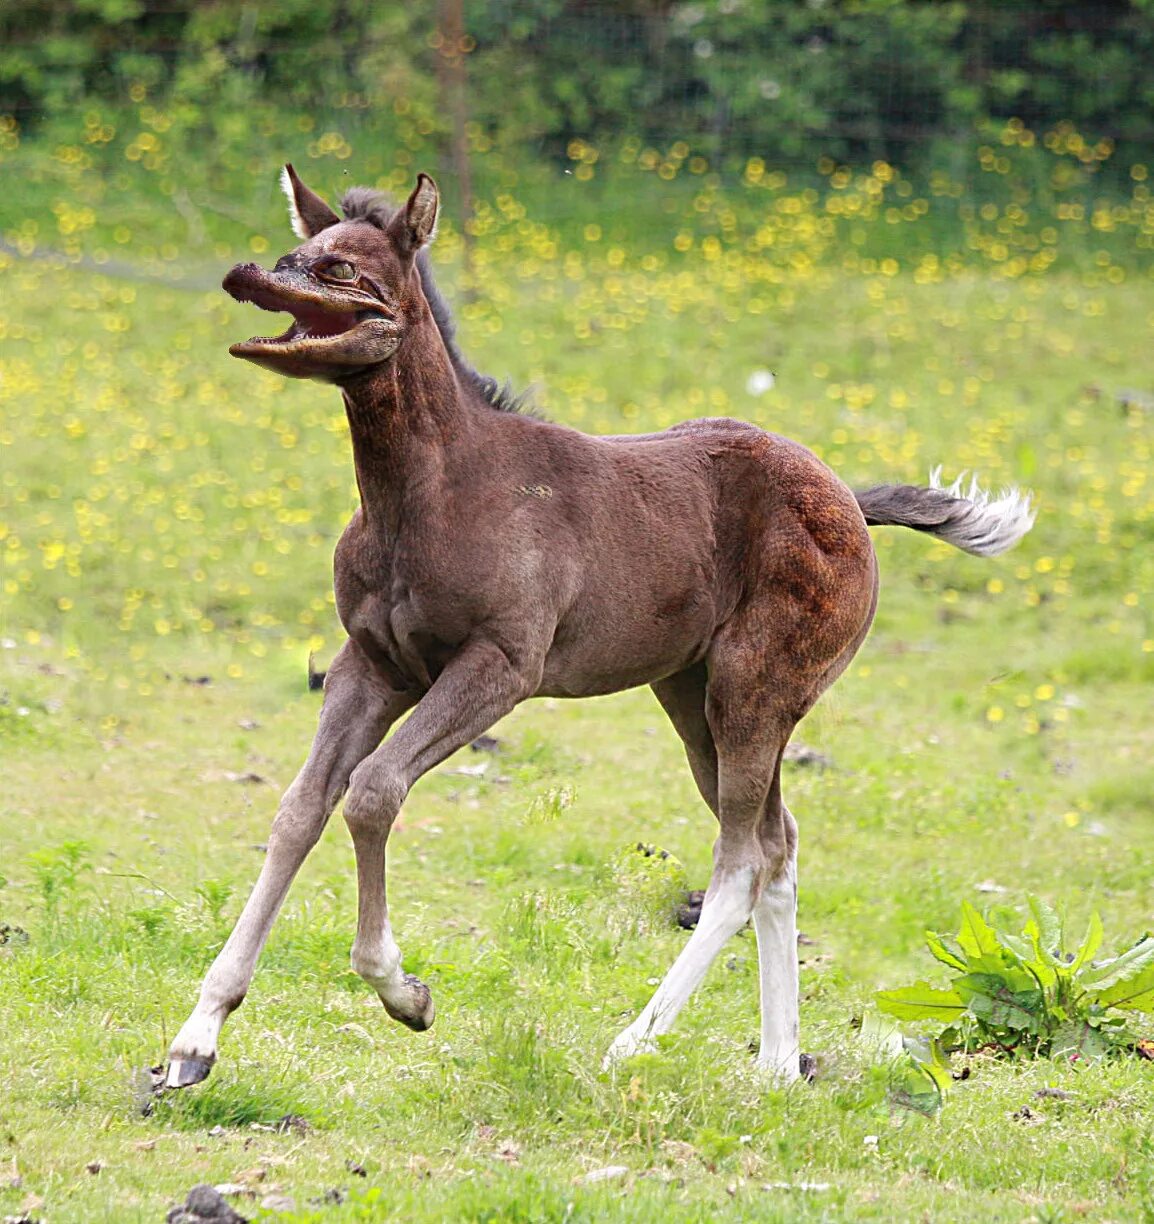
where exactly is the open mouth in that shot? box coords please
[223,262,401,369]
[241,304,390,348]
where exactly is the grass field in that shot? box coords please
[3,153,1154,1222]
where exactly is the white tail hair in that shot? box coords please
[855,469,1036,557]
[926,467,1036,556]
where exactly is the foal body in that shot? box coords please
[166,169,1033,1088]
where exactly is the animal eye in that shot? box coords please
[322,260,357,281]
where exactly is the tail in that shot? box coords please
[855,468,1035,557]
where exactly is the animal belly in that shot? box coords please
[538,597,713,697]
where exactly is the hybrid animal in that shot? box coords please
[165,168,1034,1088]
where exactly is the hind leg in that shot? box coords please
[609,537,876,1073]
[606,662,791,1066]
[750,788,800,1078]
[651,662,718,816]
[705,640,805,1082]
[603,823,763,1064]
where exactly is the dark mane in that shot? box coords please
[340,186,530,414]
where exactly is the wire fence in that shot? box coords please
[4,2,1154,176]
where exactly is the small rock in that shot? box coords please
[1115,388,1154,413]
[85,1161,103,1175]
[446,759,489,778]
[576,1165,629,1185]
[470,735,502,753]
[783,743,833,769]
[212,1185,256,1200]
[495,1138,521,1164]
[345,1159,368,1178]
[165,1183,249,1223]
[336,1022,374,1045]
[259,1195,296,1213]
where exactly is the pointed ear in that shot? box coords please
[280,164,340,239]
[388,173,439,256]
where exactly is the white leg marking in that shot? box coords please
[604,867,756,1066]
[343,771,435,1031]
[350,920,406,1004]
[752,856,800,1083]
[166,829,316,1086]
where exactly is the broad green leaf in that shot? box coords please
[1093,959,1154,1011]
[1022,920,1060,973]
[1051,1020,1113,1061]
[888,1052,945,1116]
[876,982,966,1023]
[924,930,967,972]
[1027,895,1067,969]
[903,1035,955,1093]
[995,929,1053,983]
[957,900,1001,963]
[965,952,1027,978]
[859,1011,905,1058]
[1071,911,1104,973]
[956,973,1044,1032]
[1081,938,1154,994]
[1028,894,1063,958]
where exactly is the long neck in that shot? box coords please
[340,311,473,534]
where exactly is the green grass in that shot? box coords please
[3,159,1154,1221]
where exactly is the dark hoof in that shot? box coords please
[165,1055,215,1089]
[382,974,435,1032]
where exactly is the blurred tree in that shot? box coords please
[1,0,1151,176]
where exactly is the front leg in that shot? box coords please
[166,642,412,1088]
[342,638,536,1026]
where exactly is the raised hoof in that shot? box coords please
[382,974,435,1032]
[165,1055,215,1089]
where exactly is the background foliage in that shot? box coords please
[4,0,1154,177]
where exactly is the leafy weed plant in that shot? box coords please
[878,897,1154,1062]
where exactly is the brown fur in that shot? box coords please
[164,170,1032,1088]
